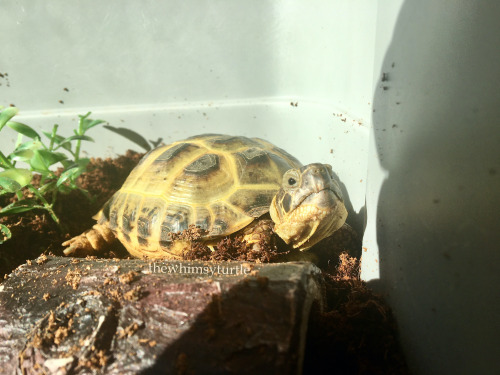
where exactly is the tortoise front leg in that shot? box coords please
[63,224,116,256]
[241,218,275,252]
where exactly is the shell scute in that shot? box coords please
[106,192,126,230]
[123,142,202,194]
[168,154,234,204]
[228,189,278,218]
[160,203,193,236]
[184,153,219,175]
[194,206,212,231]
[208,201,252,237]
[136,197,163,240]
[234,150,281,186]
[155,142,190,163]
[206,135,262,151]
[121,193,142,234]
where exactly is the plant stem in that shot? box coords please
[49,124,59,151]
[51,189,58,207]
[75,140,81,162]
[75,112,90,163]
[26,185,60,226]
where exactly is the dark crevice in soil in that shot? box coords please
[303,265,409,374]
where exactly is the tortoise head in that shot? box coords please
[269,163,347,250]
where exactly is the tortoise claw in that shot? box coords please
[63,244,79,256]
[62,224,116,257]
[242,219,274,252]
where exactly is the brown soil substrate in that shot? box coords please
[303,255,409,374]
[0,151,408,374]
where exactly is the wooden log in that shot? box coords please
[0,256,324,374]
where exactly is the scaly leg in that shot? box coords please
[241,219,275,251]
[63,224,116,256]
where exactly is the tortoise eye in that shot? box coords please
[283,169,300,188]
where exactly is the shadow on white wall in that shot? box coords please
[369,1,500,374]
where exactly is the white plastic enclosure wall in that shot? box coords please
[1,1,499,375]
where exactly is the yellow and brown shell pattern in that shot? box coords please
[97,134,302,258]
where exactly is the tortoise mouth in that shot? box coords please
[295,188,341,211]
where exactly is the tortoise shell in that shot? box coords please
[98,134,302,258]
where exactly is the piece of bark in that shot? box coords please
[0,256,324,374]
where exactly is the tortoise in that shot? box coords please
[63,134,347,259]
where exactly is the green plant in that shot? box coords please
[103,124,164,151]
[0,106,105,240]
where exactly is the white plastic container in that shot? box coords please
[1,1,498,374]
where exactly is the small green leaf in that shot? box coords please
[43,131,72,151]
[0,224,12,244]
[37,181,57,195]
[104,125,151,151]
[57,167,83,187]
[14,139,43,152]
[57,157,90,183]
[30,150,67,171]
[0,203,39,216]
[76,157,90,168]
[77,112,105,133]
[0,151,13,169]
[10,149,34,162]
[57,179,81,193]
[29,152,48,171]
[43,131,64,144]
[60,159,73,169]
[0,107,19,131]
[0,168,32,187]
[0,176,22,193]
[55,135,94,150]
[42,130,52,139]
[83,118,105,132]
[7,121,41,139]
